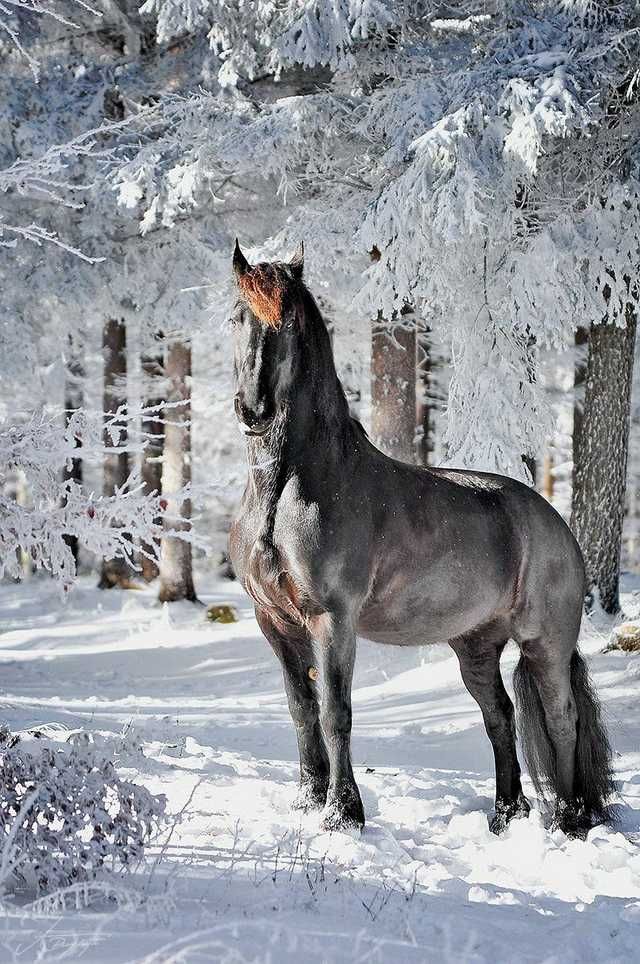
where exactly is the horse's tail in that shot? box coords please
[513,651,615,824]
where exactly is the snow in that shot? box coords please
[1,574,640,962]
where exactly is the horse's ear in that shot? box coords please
[289,241,304,280]
[233,238,250,279]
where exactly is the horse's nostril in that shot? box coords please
[234,394,258,427]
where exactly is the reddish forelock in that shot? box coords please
[238,264,284,328]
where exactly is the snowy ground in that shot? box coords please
[1,574,640,963]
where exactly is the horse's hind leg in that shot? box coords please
[450,635,530,834]
[256,608,330,811]
[514,639,580,835]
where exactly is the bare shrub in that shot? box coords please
[0,726,166,897]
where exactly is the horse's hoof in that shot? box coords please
[292,782,327,813]
[489,794,531,835]
[552,818,588,840]
[320,791,365,833]
[320,805,364,833]
[551,803,589,839]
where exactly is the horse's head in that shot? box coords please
[230,239,305,438]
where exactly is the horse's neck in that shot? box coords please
[246,425,287,505]
[245,333,351,521]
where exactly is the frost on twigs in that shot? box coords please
[0,726,167,898]
[0,0,103,81]
[0,402,208,586]
[0,109,140,262]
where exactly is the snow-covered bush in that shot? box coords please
[0,726,167,897]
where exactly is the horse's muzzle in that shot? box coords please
[240,420,273,438]
[234,393,274,437]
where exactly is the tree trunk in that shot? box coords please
[14,473,32,581]
[571,307,637,614]
[63,335,83,568]
[140,339,164,582]
[415,326,434,466]
[572,325,589,491]
[522,454,537,485]
[371,318,416,463]
[542,450,554,503]
[99,318,131,589]
[158,339,197,603]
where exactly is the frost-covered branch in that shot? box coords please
[0,110,152,260]
[0,0,102,79]
[0,403,207,585]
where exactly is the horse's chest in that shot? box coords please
[230,489,322,625]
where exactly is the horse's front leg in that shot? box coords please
[255,608,330,811]
[313,610,365,832]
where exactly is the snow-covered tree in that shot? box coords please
[4,0,640,596]
[117,1,640,486]
[0,3,213,586]
[98,317,133,589]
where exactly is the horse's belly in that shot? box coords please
[356,624,444,646]
[357,571,508,646]
[357,610,486,646]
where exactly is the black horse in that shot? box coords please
[228,241,615,838]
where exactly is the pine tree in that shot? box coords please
[572,326,589,489]
[0,2,208,586]
[122,3,640,481]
